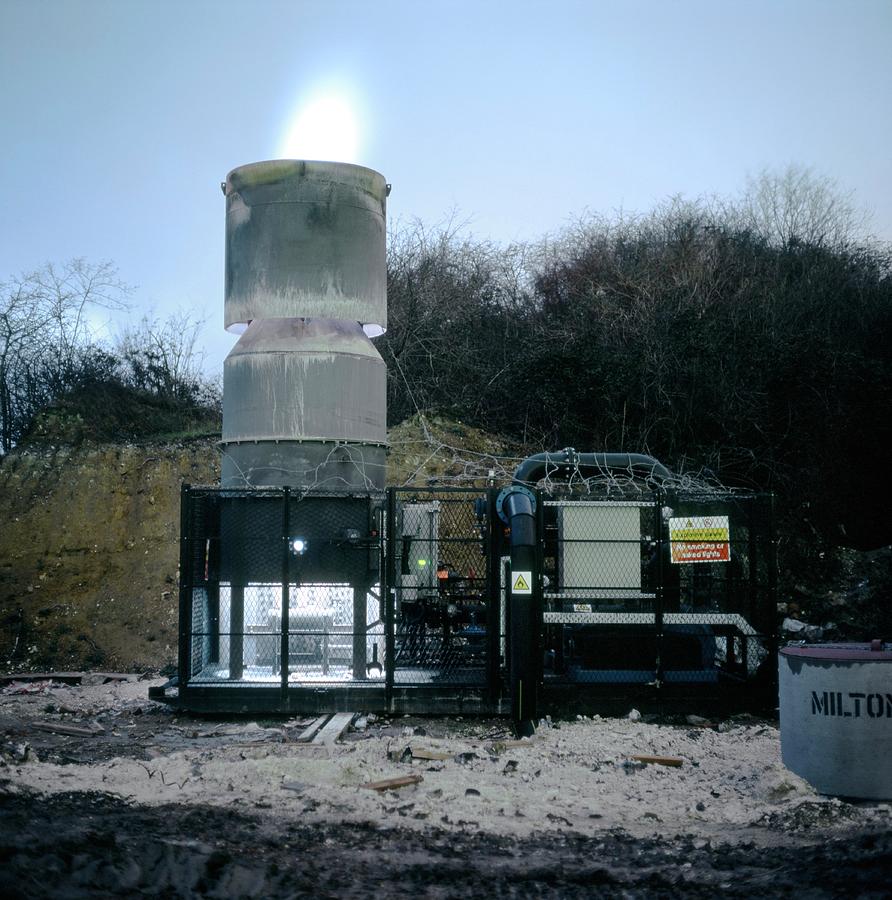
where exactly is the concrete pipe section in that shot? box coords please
[223,160,387,336]
[220,160,388,489]
[221,317,386,489]
[779,642,892,800]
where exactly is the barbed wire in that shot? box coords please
[389,418,742,496]
[219,441,385,498]
[220,418,744,498]
[386,348,740,493]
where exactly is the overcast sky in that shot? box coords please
[2,0,890,371]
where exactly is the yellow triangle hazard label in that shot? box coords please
[513,573,531,592]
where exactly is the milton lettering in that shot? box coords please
[811,691,892,718]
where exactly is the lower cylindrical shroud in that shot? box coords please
[221,317,386,489]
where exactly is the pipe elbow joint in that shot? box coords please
[496,484,536,525]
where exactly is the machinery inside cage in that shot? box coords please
[154,481,777,716]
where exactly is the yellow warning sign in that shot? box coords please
[512,571,532,594]
[669,515,730,564]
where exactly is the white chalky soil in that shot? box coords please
[3,678,890,845]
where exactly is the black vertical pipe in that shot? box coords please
[766,494,778,630]
[281,487,291,692]
[504,490,538,724]
[207,574,220,663]
[765,494,779,704]
[747,504,758,627]
[353,584,368,680]
[654,488,665,684]
[486,487,501,704]
[177,484,193,687]
[384,488,396,709]
[534,490,545,693]
[207,496,221,663]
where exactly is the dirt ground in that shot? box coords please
[1,677,890,898]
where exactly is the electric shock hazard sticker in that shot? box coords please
[512,571,533,594]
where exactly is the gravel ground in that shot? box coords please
[1,676,891,897]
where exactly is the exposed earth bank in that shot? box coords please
[0,416,519,673]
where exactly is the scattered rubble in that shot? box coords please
[782,617,825,642]
[1,675,890,895]
[2,677,890,843]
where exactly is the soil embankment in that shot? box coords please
[0,441,219,671]
[3,413,887,672]
[0,416,519,673]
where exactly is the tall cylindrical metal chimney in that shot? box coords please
[220,160,388,489]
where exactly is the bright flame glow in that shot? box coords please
[278,93,360,162]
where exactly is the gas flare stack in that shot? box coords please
[214,160,390,685]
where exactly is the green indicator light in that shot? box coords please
[417,559,427,567]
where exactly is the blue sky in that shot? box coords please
[2,0,890,371]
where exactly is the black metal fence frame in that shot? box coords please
[537,489,778,705]
[170,484,778,715]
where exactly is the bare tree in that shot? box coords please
[0,260,129,452]
[737,164,868,249]
[115,310,212,403]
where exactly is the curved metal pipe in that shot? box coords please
[503,490,536,559]
[512,448,672,487]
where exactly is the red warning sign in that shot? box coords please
[669,516,730,564]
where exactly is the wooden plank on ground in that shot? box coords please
[311,712,355,745]
[411,747,453,761]
[81,672,140,685]
[360,774,424,792]
[31,721,104,737]
[629,754,684,768]
[484,738,534,755]
[294,714,331,743]
[1,672,85,685]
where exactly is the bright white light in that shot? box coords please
[278,93,360,163]
[291,538,308,555]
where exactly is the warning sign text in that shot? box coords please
[669,516,730,565]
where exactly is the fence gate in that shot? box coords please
[539,489,777,711]
[384,487,506,713]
